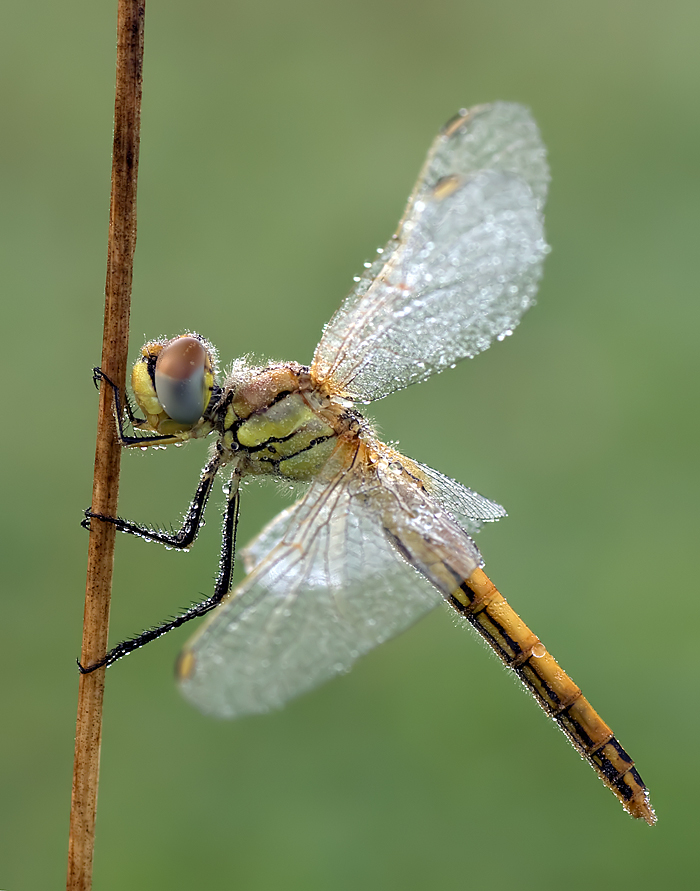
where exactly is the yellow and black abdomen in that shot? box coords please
[448,568,655,824]
[233,392,338,480]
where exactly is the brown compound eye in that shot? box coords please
[154,336,212,425]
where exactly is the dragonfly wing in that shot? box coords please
[311,102,549,403]
[178,475,441,718]
[241,500,299,574]
[410,460,507,536]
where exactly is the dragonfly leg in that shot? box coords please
[92,367,180,447]
[82,450,224,549]
[78,469,241,672]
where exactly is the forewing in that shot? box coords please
[178,477,440,718]
[312,102,549,403]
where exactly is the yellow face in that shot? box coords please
[130,335,216,436]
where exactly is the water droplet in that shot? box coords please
[532,642,546,658]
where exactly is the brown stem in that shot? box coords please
[66,2,145,889]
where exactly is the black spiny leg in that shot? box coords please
[82,451,224,549]
[93,366,183,447]
[78,469,242,672]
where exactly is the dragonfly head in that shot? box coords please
[131,334,217,435]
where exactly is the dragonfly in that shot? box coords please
[82,102,655,825]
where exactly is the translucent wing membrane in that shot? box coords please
[179,473,442,718]
[312,102,549,403]
[412,460,506,536]
[178,440,495,718]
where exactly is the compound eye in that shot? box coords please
[154,336,211,425]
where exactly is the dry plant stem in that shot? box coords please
[67,2,145,889]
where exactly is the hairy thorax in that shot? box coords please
[217,362,362,481]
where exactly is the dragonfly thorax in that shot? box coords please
[216,362,343,481]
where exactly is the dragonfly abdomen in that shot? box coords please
[448,568,655,825]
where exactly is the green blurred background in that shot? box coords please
[2,0,698,888]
